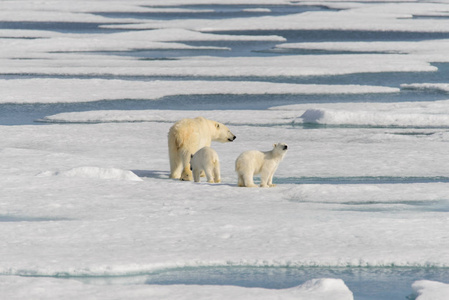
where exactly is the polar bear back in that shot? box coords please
[170,117,212,152]
[191,146,221,183]
[235,150,266,174]
[191,146,219,170]
[170,117,235,152]
[235,143,287,188]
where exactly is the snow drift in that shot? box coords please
[299,108,449,127]
[39,167,142,182]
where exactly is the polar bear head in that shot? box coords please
[272,143,288,157]
[210,120,236,143]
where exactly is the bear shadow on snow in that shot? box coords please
[132,170,170,179]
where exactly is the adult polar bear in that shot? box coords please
[168,117,236,180]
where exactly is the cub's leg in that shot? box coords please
[213,163,221,183]
[192,168,201,182]
[204,167,215,183]
[243,172,257,187]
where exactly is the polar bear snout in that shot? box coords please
[274,143,288,151]
[228,135,236,142]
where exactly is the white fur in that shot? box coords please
[168,117,235,181]
[235,143,288,188]
[190,146,221,183]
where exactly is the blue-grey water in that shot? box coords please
[70,266,449,300]
[2,4,449,299]
[142,266,448,300]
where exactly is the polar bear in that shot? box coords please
[190,146,221,183]
[168,117,236,181]
[235,143,288,188]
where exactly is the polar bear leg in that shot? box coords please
[237,173,244,187]
[204,167,215,183]
[268,167,278,187]
[213,164,221,183]
[168,143,182,179]
[260,169,271,187]
[180,149,193,181]
[170,158,183,179]
[242,172,257,187]
[192,169,201,182]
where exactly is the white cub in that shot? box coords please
[190,146,221,183]
[235,143,288,188]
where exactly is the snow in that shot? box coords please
[412,280,449,300]
[1,53,436,77]
[402,83,449,93]
[0,28,284,57]
[2,120,449,273]
[0,79,399,104]
[40,99,449,128]
[276,39,449,63]
[38,167,143,182]
[299,107,449,127]
[0,276,352,300]
[2,0,449,298]
[101,2,449,32]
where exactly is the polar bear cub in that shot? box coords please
[190,146,221,183]
[235,143,288,188]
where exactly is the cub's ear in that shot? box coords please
[216,123,220,129]
[273,143,276,147]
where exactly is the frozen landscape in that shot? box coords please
[2,0,449,299]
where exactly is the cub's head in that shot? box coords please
[213,121,236,143]
[273,143,288,156]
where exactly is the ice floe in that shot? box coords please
[0,79,399,104]
[0,276,353,300]
[412,280,449,300]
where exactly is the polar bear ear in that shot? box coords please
[215,123,220,129]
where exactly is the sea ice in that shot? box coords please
[0,276,353,300]
[38,167,143,182]
[0,79,399,104]
[412,280,449,300]
[2,0,449,298]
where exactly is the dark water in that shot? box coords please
[72,266,449,300]
[143,266,449,300]
[1,93,447,126]
[94,4,336,20]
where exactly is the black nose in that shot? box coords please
[233,136,236,140]
[283,145,288,150]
